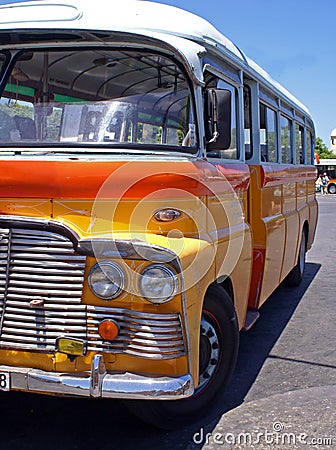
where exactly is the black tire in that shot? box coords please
[124,284,239,429]
[286,228,307,286]
[328,183,336,194]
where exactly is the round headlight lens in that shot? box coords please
[139,265,178,304]
[88,261,125,300]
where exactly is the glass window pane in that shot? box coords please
[295,123,304,164]
[259,103,277,162]
[306,130,313,164]
[0,49,196,150]
[207,78,238,160]
[244,85,252,159]
[266,108,277,162]
[280,115,292,164]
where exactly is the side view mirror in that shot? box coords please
[205,89,231,151]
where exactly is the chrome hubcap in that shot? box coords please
[198,316,220,390]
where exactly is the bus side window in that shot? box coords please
[306,129,313,164]
[280,115,292,164]
[259,103,277,163]
[295,123,304,164]
[244,85,253,159]
[206,78,238,160]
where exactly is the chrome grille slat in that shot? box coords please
[4,318,86,326]
[11,238,73,246]
[0,334,85,346]
[11,259,85,268]
[11,267,85,276]
[2,327,86,336]
[5,303,86,311]
[0,343,55,352]
[11,247,77,255]
[8,287,80,299]
[11,228,69,240]
[87,310,180,325]
[88,321,181,334]
[10,252,85,261]
[8,280,84,289]
[88,330,184,343]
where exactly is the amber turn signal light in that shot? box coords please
[98,319,120,341]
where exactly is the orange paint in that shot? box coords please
[0,159,245,199]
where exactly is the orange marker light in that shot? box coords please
[98,319,120,341]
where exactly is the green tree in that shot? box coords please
[315,137,336,159]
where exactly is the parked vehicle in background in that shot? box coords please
[315,159,336,193]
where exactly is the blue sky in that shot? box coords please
[149,0,334,147]
[0,0,333,146]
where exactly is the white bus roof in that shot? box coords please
[0,0,311,116]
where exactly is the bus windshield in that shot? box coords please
[0,49,196,152]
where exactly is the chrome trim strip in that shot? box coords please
[0,359,194,400]
[175,259,193,387]
[78,239,181,271]
[0,215,81,246]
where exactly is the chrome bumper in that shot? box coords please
[0,354,194,400]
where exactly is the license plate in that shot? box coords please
[0,372,10,391]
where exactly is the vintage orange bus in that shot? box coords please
[0,0,317,428]
[315,159,336,193]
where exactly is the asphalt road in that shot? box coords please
[0,194,335,449]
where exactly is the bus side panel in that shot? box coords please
[280,209,300,282]
[280,181,300,281]
[260,187,286,303]
[248,164,318,308]
[296,177,309,255]
[248,165,300,307]
[247,165,286,307]
[207,162,252,329]
[307,176,318,250]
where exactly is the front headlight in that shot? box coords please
[88,261,125,300]
[139,264,178,304]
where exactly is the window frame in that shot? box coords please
[259,101,278,163]
[0,46,199,153]
[203,67,241,161]
[280,114,293,164]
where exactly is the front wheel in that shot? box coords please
[286,228,307,286]
[124,284,239,429]
[328,183,336,194]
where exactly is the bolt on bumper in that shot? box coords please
[0,354,194,400]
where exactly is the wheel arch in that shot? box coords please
[205,276,234,305]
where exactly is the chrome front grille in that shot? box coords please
[0,225,186,360]
[87,306,185,359]
[0,227,87,351]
